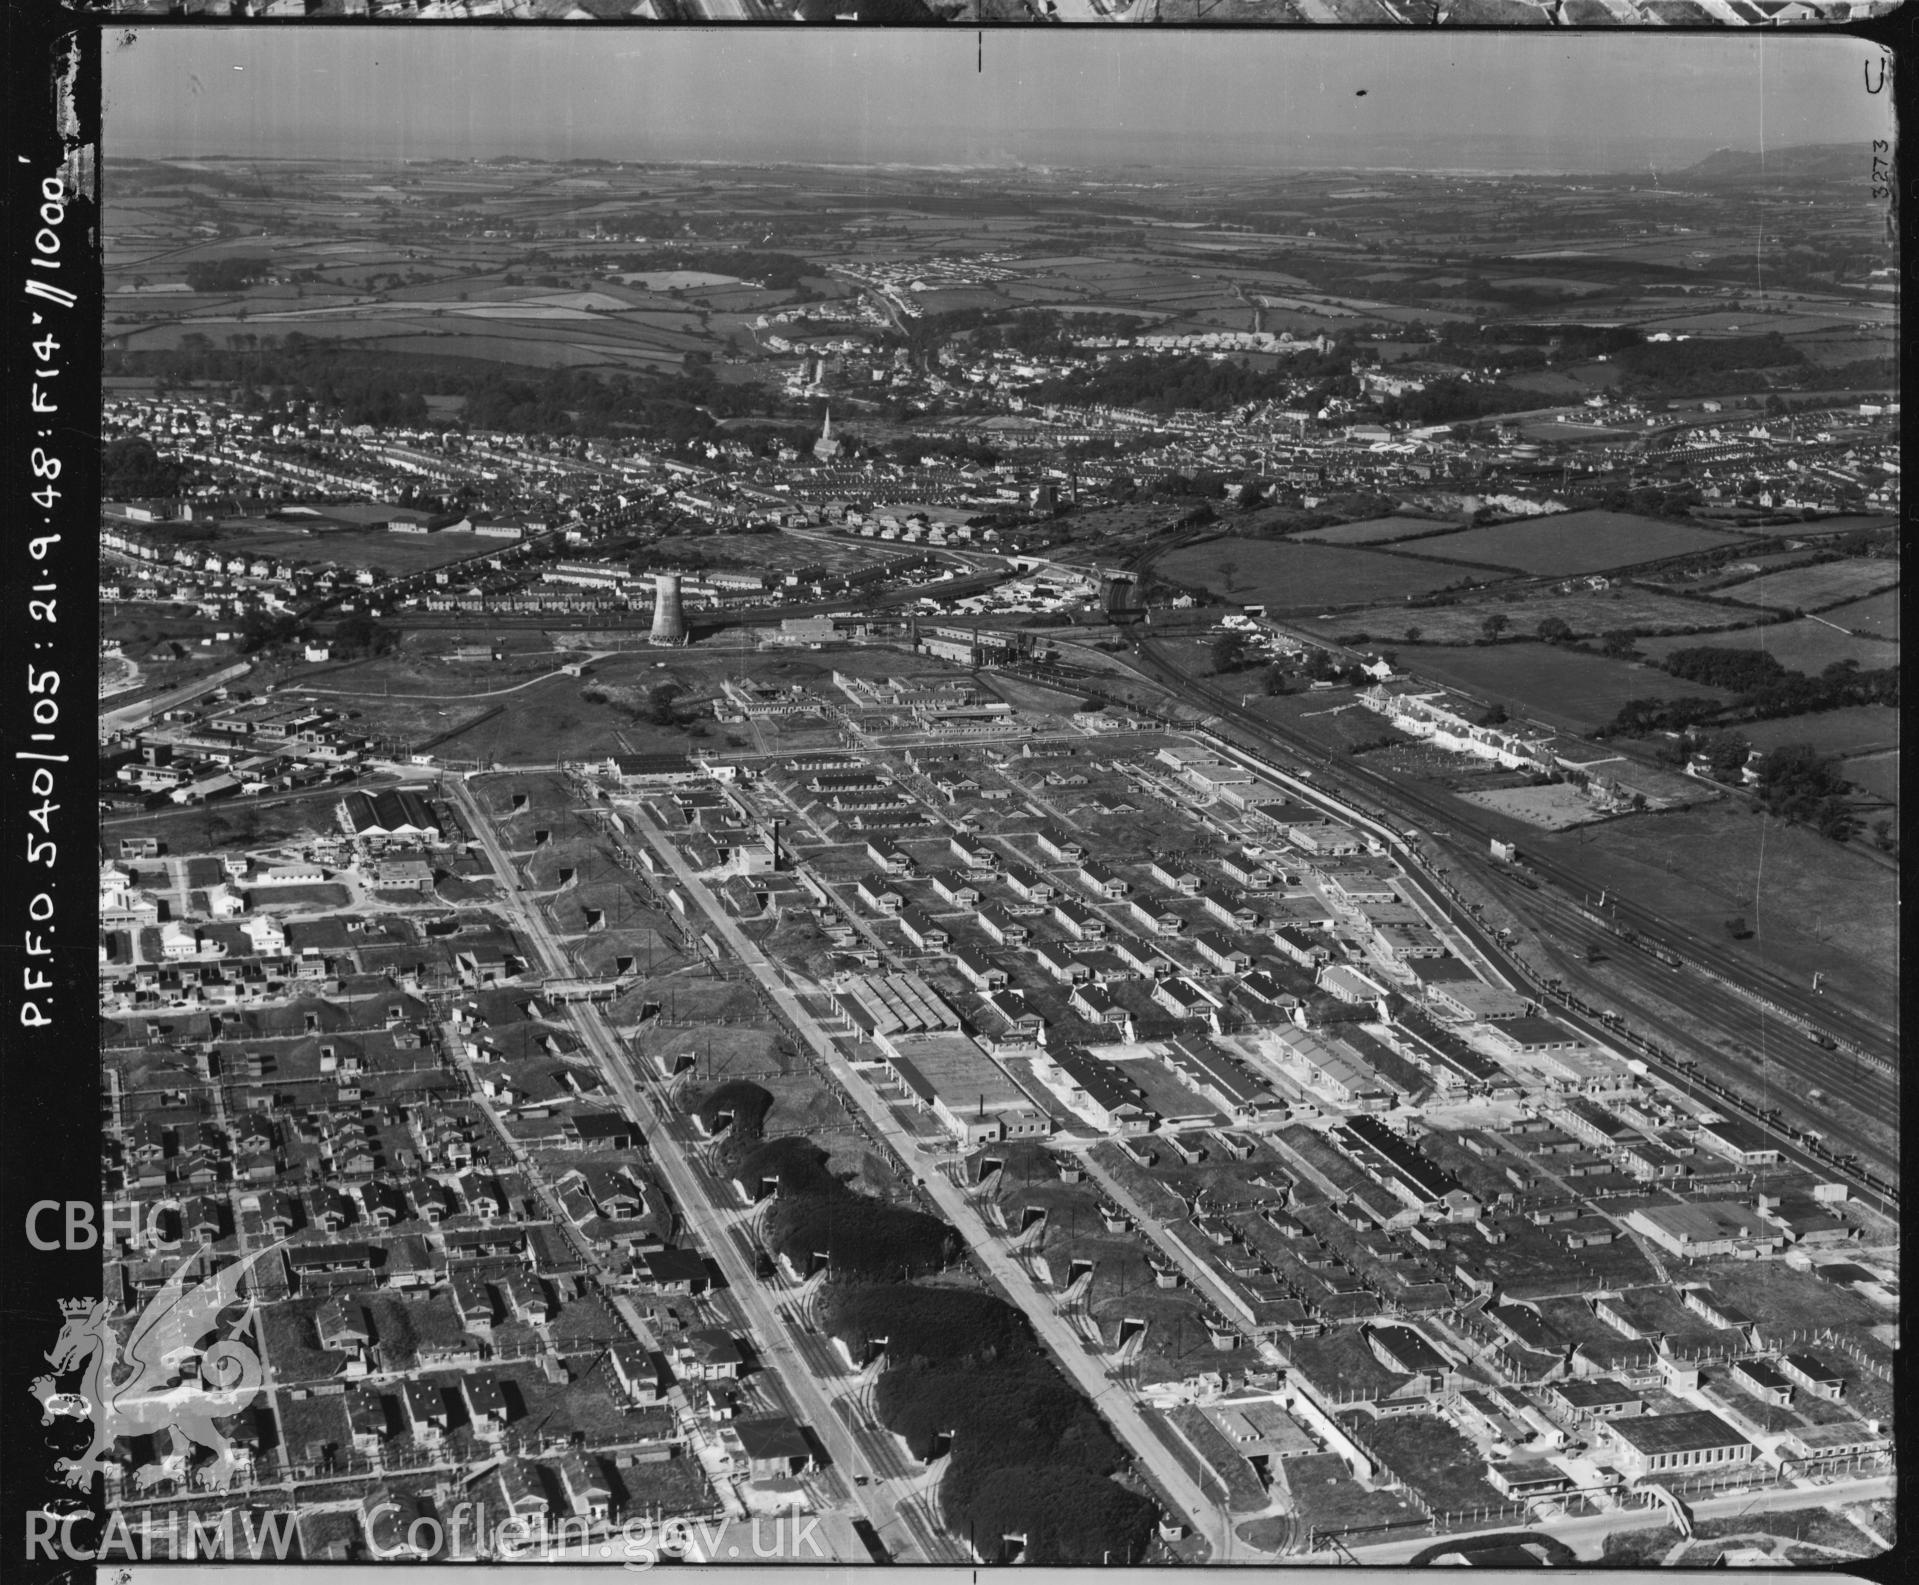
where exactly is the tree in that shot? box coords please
[1404,625,1422,643]
[333,613,395,658]
[640,684,681,727]
[1217,557,1240,592]
[1536,616,1573,644]
[1599,629,1638,659]
[1210,630,1251,674]
[1701,729,1751,782]
[1481,613,1510,643]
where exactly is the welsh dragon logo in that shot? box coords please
[31,1242,283,1492]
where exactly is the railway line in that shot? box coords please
[1124,633,1899,1198]
[1482,852,1897,1177]
[1132,634,1891,1052]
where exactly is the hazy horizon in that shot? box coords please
[106,30,1891,177]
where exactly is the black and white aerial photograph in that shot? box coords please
[42,24,1902,1577]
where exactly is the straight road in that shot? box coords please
[618,793,1234,1561]
[100,660,251,738]
[446,776,943,1561]
[1344,1473,1895,1565]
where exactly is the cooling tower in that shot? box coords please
[648,572,687,645]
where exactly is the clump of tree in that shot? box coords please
[1034,350,1347,415]
[1660,646,1790,694]
[1611,331,1807,397]
[725,1135,839,1196]
[184,256,271,293]
[332,613,397,658]
[237,612,310,654]
[766,1193,955,1283]
[1210,629,1254,673]
[738,1138,957,1280]
[1374,377,1521,429]
[691,1080,773,1142]
[103,436,191,500]
[858,1293,1157,1564]
[1749,743,1857,840]
[820,1283,1036,1373]
[1610,647,1899,738]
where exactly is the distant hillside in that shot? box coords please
[1676,144,1874,185]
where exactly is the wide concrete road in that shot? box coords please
[447,777,930,1558]
[1346,1473,1895,1565]
[100,659,251,737]
[619,796,1233,1561]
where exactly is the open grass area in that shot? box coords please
[1277,1329,1413,1403]
[1157,537,1493,614]
[1164,1403,1270,1514]
[1599,1524,1682,1565]
[278,1391,352,1463]
[1530,801,1897,1023]
[1686,1506,1887,1557]
[1294,516,1458,546]
[1395,642,1737,736]
[1737,705,1898,759]
[613,1450,717,1515]
[1407,512,1741,577]
[1718,513,1897,540]
[1304,585,1757,647]
[1637,619,1900,675]
[260,1297,347,1386]
[1278,1451,1429,1536]
[1351,1412,1506,1517]
[1088,1284,1250,1387]
[339,668,710,764]
[1244,685,1416,754]
[1709,559,1900,613]
[1839,750,1897,809]
[1820,588,1900,642]
[102,789,342,856]
[1698,1258,1887,1335]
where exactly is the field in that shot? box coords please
[1736,706,1899,759]
[1457,782,1611,831]
[1276,1451,1429,1536]
[1394,642,1737,735]
[1300,586,1757,647]
[1719,513,1899,540]
[1351,1413,1508,1517]
[1164,1405,1270,1514]
[1710,559,1901,613]
[1157,538,1494,613]
[1278,1328,1413,1400]
[1528,803,1898,1023]
[102,785,344,856]
[1404,512,1742,577]
[285,646,782,764]
[1294,516,1459,546]
[214,524,504,576]
[1245,686,1416,756]
[1637,621,1900,676]
[1821,588,1901,641]
[1839,750,1898,809]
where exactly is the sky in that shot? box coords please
[104,29,1893,174]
